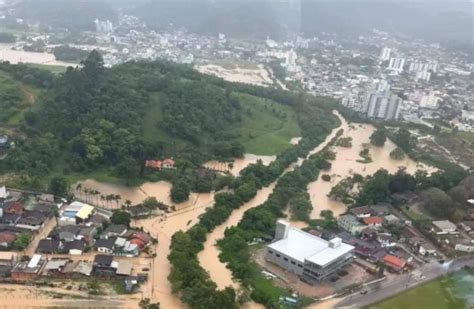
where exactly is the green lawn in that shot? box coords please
[142,92,301,156]
[371,271,472,309]
[0,70,40,127]
[234,93,300,155]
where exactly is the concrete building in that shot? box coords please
[432,220,457,235]
[338,214,365,235]
[11,254,45,280]
[363,89,401,120]
[419,91,440,109]
[409,61,438,73]
[266,220,354,282]
[379,47,391,61]
[387,57,405,73]
[415,71,431,82]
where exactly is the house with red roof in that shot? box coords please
[383,254,407,272]
[0,231,16,248]
[3,201,24,216]
[363,216,383,228]
[145,158,175,170]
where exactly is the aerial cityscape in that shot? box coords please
[0,0,472,308]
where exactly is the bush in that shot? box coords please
[321,174,331,181]
[390,147,405,160]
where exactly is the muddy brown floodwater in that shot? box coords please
[0,43,75,66]
[198,111,346,294]
[307,116,436,219]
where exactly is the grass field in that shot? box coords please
[142,92,301,156]
[0,70,39,127]
[234,93,300,155]
[372,270,474,309]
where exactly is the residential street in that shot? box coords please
[336,257,474,308]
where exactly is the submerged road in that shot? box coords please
[336,257,474,308]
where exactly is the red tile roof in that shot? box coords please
[0,231,16,244]
[383,254,406,269]
[363,216,383,225]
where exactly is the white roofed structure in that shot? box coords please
[266,220,354,282]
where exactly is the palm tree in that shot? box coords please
[106,194,114,209]
[114,194,122,208]
[124,199,132,208]
[75,183,82,198]
[92,190,101,206]
[100,194,105,207]
[83,188,90,203]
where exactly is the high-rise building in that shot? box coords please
[409,61,438,73]
[363,81,401,120]
[387,57,406,73]
[415,71,431,82]
[379,47,391,61]
[94,19,113,34]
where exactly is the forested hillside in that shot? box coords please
[0,51,341,197]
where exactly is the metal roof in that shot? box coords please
[268,227,354,267]
[76,204,94,220]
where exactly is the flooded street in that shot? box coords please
[0,43,75,66]
[133,202,214,309]
[307,116,436,219]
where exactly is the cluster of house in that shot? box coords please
[336,204,435,272]
[0,252,145,292]
[0,187,57,249]
[36,201,152,257]
[144,158,175,170]
[265,203,441,284]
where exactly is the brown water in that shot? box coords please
[203,153,276,177]
[198,111,345,291]
[0,43,75,66]
[198,182,277,289]
[73,179,214,211]
[307,116,436,219]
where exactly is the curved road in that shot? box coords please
[335,257,474,308]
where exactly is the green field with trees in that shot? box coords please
[0,69,41,127]
[234,93,300,155]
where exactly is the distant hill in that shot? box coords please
[0,52,342,185]
[15,0,116,31]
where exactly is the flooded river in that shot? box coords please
[69,112,436,309]
[198,111,346,292]
[0,43,75,66]
[307,116,436,219]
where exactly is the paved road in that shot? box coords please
[336,257,474,308]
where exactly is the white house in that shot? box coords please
[432,220,457,235]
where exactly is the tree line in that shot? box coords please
[167,101,339,308]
